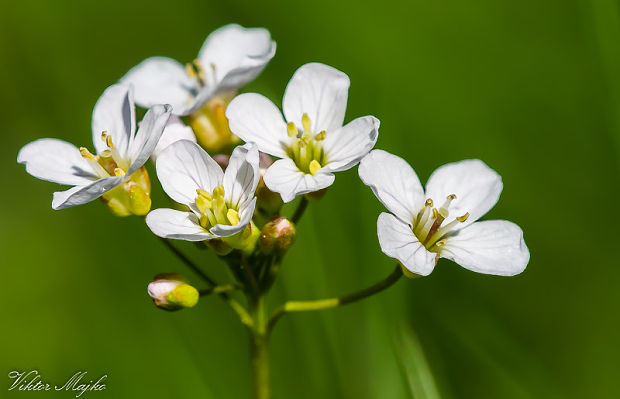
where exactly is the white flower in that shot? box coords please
[17,84,171,213]
[359,150,530,276]
[151,115,196,162]
[146,140,260,241]
[121,24,276,116]
[226,62,380,202]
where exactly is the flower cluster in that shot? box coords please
[18,23,529,308]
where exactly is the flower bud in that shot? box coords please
[188,92,240,153]
[147,273,199,311]
[259,216,297,254]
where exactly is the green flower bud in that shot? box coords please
[148,273,199,311]
[259,216,297,254]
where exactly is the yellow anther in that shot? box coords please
[435,239,447,247]
[196,189,212,200]
[314,131,326,141]
[227,209,240,225]
[301,113,311,132]
[447,194,457,200]
[432,208,439,219]
[79,147,94,161]
[309,160,322,175]
[213,185,225,198]
[195,195,212,214]
[457,212,470,222]
[113,168,125,176]
[101,131,108,141]
[425,198,433,207]
[106,135,114,148]
[185,63,196,77]
[287,122,298,137]
[193,59,206,83]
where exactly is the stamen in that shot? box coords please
[309,160,322,175]
[106,135,114,148]
[227,209,240,225]
[287,122,298,138]
[302,113,311,132]
[196,189,212,201]
[457,212,469,222]
[185,63,196,78]
[79,147,94,161]
[113,168,125,176]
[314,131,326,141]
[195,195,212,214]
[438,194,456,218]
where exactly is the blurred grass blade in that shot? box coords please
[394,325,442,399]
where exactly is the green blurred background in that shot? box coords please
[1,0,619,397]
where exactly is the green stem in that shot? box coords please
[268,264,403,332]
[199,284,239,297]
[291,196,309,224]
[250,295,270,399]
[158,237,253,328]
[158,237,218,287]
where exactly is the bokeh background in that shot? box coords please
[1,0,619,398]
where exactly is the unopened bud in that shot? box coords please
[147,273,199,310]
[259,216,297,254]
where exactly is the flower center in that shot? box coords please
[79,131,129,178]
[285,113,326,175]
[412,194,469,251]
[194,185,240,231]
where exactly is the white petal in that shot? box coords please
[151,115,197,162]
[226,93,288,157]
[424,159,503,227]
[440,220,529,276]
[92,84,135,157]
[323,116,379,172]
[51,176,124,210]
[209,197,256,237]
[223,143,260,209]
[263,158,335,203]
[126,104,172,175]
[282,63,350,133]
[197,24,276,93]
[17,138,97,186]
[155,140,223,205]
[146,208,213,241]
[377,212,437,276]
[120,57,197,116]
[359,150,425,224]
[148,280,180,299]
